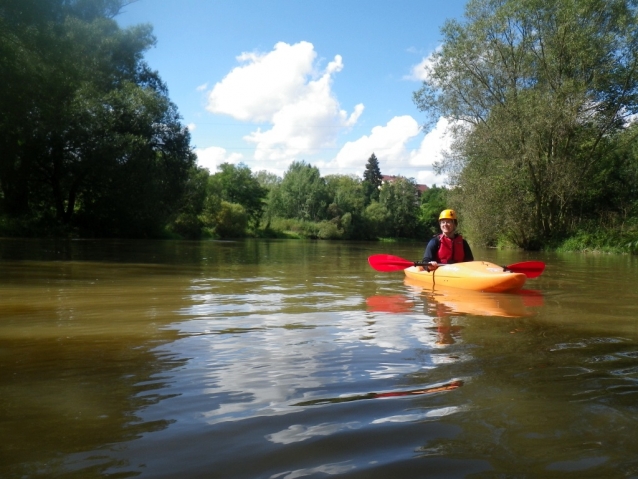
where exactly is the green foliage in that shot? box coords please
[553,227,638,254]
[363,201,389,238]
[71,85,196,237]
[325,175,365,217]
[214,201,248,238]
[324,174,367,238]
[167,167,210,239]
[362,153,382,204]
[260,168,392,240]
[0,0,195,237]
[379,177,420,238]
[317,221,342,239]
[267,161,328,221]
[266,217,317,239]
[254,170,282,190]
[414,0,638,249]
[259,217,344,240]
[207,163,267,228]
[419,185,448,236]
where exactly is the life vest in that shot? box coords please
[437,233,465,264]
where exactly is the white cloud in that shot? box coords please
[199,42,451,184]
[408,117,452,186]
[187,123,196,131]
[205,41,363,163]
[196,82,208,92]
[207,41,316,122]
[195,146,244,172]
[325,115,420,171]
[318,115,451,186]
[405,49,439,82]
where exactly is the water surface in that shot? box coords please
[1,239,637,478]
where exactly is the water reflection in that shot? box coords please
[407,278,545,318]
[270,461,356,479]
[366,281,545,347]
[0,255,191,478]
[3,239,638,478]
[367,282,544,319]
[293,380,463,406]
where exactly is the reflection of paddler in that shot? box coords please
[434,316,461,345]
[407,277,543,318]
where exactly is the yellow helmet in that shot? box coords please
[439,209,457,221]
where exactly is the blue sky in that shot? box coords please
[117,0,468,185]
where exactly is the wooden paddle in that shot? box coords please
[368,254,545,279]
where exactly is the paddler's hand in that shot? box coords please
[427,261,439,272]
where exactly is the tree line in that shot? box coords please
[0,0,440,242]
[3,0,637,253]
[1,0,195,237]
[171,154,448,241]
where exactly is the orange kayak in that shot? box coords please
[404,261,527,293]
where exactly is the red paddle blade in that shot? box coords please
[506,261,545,279]
[366,295,414,313]
[368,254,415,272]
[518,289,545,307]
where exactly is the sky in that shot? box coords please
[116,0,469,186]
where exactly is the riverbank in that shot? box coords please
[2,216,637,255]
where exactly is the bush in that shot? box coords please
[215,201,248,238]
[169,212,203,239]
[317,221,342,239]
[554,228,633,254]
[363,201,389,239]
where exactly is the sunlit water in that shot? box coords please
[1,239,638,478]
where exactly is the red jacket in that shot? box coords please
[437,233,466,263]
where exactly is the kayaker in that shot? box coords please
[422,209,474,271]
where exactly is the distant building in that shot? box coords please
[381,175,429,197]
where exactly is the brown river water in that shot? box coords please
[1,238,637,478]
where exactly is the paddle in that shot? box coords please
[368,254,545,279]
[504,261,545,279]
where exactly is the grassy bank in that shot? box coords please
[552,230,638,255]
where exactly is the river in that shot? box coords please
[1,238,637,478]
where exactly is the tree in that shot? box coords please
[269,161,328,221]
[0,0,195,237]
[253,170,281,230]
[379,177,420,238]
[324,174,366,238]
[363,201,389,239]
[214,201,248,238]
[413,0,638,248]
[168,166,210,239]
[362,153,382,204]
[208,163,267,228]
[325,175,365,216]
[419,185,448,236]
[254,170,281,191]
[55,82,196,237]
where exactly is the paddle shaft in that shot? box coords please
[368,254,545,278]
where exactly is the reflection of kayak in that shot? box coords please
[405,277,544,317]
[404,261,527,293]
[366,283,544,318]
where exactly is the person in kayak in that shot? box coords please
[422,209,473,272]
